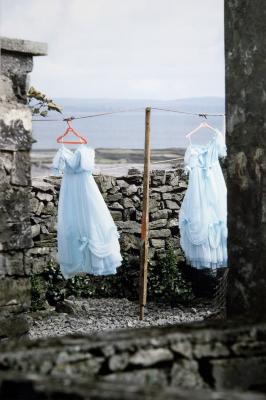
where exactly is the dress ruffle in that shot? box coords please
[179,129,227,270]
[180,218,227,269]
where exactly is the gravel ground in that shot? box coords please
[27,298,213,340]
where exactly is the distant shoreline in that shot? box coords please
[31,147,185,177]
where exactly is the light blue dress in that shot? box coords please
[179,129,227,269]
[52,145,122,279]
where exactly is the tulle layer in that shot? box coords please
[180,220,227,269]
[60,250,122,279]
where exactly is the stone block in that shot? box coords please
[123,198,134,208]
[0,37,47,55]
[167,218,178,228]
[108,186,120,194]
[116,179,129,188]
[127,168,142,176]
[126,184,138,195]
[193,342,230,358]
[110,211,123,221]
[36,192,53,202]
[152,171,166,186]
[94,175,113,192]
[132,195,140,203]
[211,356,266,390]
[40,225,49,234]
[36,202,44,215]
[150,209,169,220]
[0,185,31,224]
[42,202,56,215]
[24,247,56,274]
[0,102,32,151]
[45,218,57,233]
[149,199,160,212]
[0,75,16,102]
[0,221,32,251]
[116,221,140,234]
[0,314,29,339]
[11,151,31,186]
[149,229,171,238]
[0,276,31,311]
[150,192,161,200]
[125,175,143,185]
[130,348,173,367]
[108,353,130,372]
[171,341,193,358]
[0,151,13,184]
[30,197,40,213]
[136,211,142,221]
[103,368,168,386]
[31,178,56,192]
[153,185,173,193]
[165,200,180,210]
[109,202,123,210]
[166,238,182,252]
[162,193,172,200]
[148,247,156,258]
[150,239,165,248]
[107,193,122,202]
[171,360,205,388]
[170,176,179,186]
[0,251,24,276]
[31,224,40,238]
[150,219,168,229]
[120,233,140,252]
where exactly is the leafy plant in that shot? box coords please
[148,247,194,305]
[27,86,62,117]
[30,274,48,311]
[30,249,193,311]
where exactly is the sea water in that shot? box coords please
[32,98,225,150]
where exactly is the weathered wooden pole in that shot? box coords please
[139,107,151,320]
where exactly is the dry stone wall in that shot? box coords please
[0,37,47,339]
[1,321,266,395]
[28,168,188,300]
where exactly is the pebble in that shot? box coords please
[26,298,213,340]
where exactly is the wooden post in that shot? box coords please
[139,107,151,320]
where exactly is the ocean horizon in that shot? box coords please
[32,97,225,150]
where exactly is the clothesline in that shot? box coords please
[32,106,225,122]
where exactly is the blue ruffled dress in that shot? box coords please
[179,129,227,269]
[52,145,122,279]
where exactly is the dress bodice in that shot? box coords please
[52,145,95,175]
[184,129,226,176]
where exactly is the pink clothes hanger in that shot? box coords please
[56,120,88,144]
[185,122,217,142]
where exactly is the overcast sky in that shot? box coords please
[0,0,224,100]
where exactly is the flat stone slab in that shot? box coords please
[0,36,47,56]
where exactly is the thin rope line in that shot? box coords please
[151,107,225,117]
[32,107,144,122]
[32,106,225,122]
